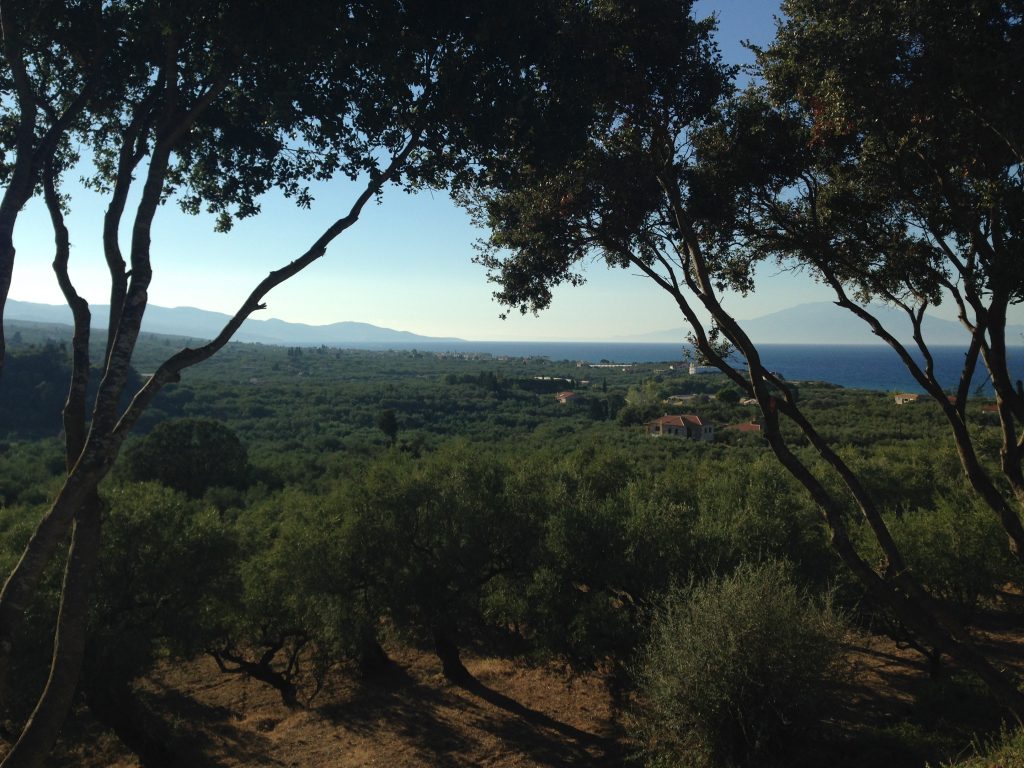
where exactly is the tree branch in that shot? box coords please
[44,158,91,469]
[112,130,422,439]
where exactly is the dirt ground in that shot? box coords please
[58,647,625,768]
[30,607,1024,768]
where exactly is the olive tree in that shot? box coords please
[464,0,1024,714]
[634,562,845,768]
[83,483,237,766]
[344,445,542,682]
[122,418,249,499]
[746,0,1024,563]
[0,2,612,764]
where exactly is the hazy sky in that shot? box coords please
[8,2,883,342]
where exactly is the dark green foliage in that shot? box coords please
[225,489,380,696]
[87,484,238,688]
[375,408,398,446]
[856,490,1021,624]
[606,392,627,419]
[469,445,698,668]
[222,444,544,684]
[634,561,846,768]
[716,386,741,404]
[2,329,1017,754]
[526,493,637,663]
[0,503,64,721]
[342,445,543,670]
[0,439,65,507]
[618,402,661,427]
[683,454,833,583]
[521,479,693,666]
[755,0,1024,308]
[0,345,69,438]
[122,418,250,499]
[0,484,238,722]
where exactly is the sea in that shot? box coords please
[377,341,1024,395]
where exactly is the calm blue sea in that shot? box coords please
[380,341,1024,394]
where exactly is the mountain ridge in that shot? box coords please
[4,300,463,346]
[614,302,1023,346]
[7,298,1021,346]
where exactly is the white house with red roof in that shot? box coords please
[646,414,714,442]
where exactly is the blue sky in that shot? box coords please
[8,2,880,342]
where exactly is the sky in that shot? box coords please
[6,2,914,342]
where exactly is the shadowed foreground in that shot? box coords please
[51,649,624,768]
[35,613,1024,768]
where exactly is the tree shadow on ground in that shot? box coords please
[136,679,284,767]
[455,674,623,767]
[802,632,1015,768]
[318,659,621,768]
[318,663,475,768]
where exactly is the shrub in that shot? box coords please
[88,483,239,686]
[883,495,1018,622]
[850,489,1020,635]
[633,561,846,768]
[944,725,1024,768]
[123,418,250,498]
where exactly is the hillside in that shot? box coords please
[619,302,1024,345]
[4,299,462,347]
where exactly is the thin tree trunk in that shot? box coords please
[0,31,36,380]
[0,472,101,698]
[1,493,102,768]
[0,161,94,717]
[0,198,32,378]
[827,284,1024,562]
[627,199,1024,716]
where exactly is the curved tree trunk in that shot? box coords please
[0,468,104,698]
[1,493,102,768]
[210,643,301,709]
[627,225,1024,718]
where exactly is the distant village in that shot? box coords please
[546,361,1002,442]
[550,360,765,442]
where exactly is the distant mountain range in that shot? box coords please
[3,299,462,347]
[619,302,1024,346]
[6,298,1021,346]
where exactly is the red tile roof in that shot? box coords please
[726,422,762,433]
[648,414,704,428]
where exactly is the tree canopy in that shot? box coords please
[123,418,249,498]
[745,0,1024,560]
[0,3,658,764]
[3,1,1024,763]
[466,0,1024,715]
